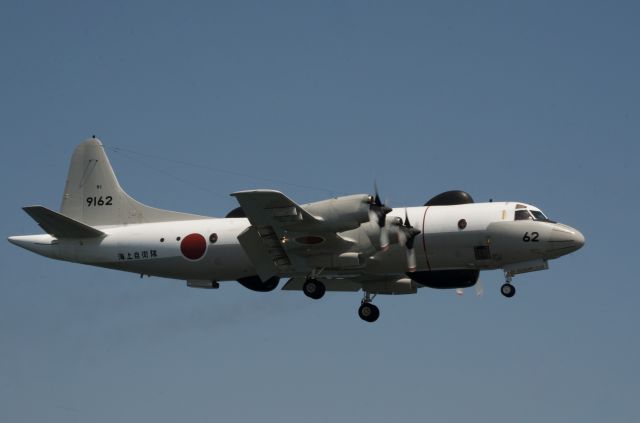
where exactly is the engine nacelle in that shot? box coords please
[362,278,418,295]
[237,275,280,292]
[407,269,479,289]
[304,194,371,232]
[225,207,246,218]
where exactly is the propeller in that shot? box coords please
[368,182,393,251]
[398,209,421,272]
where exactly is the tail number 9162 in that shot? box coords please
[86,196,113,207]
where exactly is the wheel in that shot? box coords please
[303,278,325,300]
[500,283,516,298]
[358,303,380,322]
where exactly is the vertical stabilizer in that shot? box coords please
[60,138,208,226]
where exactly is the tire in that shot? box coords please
[358,303,380,322]
[501,283,516,298]
[303,279,325,300]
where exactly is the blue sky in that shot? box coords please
[1,1,638,422]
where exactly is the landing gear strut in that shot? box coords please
[303,278,326,300]
[358,292,380,322]
[501,272,516,298]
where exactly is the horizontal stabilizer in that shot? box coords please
[23,206,105,238]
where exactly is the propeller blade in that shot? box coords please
[368,183,393,252]
[405,232,417,249]
[397,225,408,254]
[401,209,420,249]
[455,281,484,297]
[406,246,417,272]
[475,280,484,297]
[394,209,420,270]
[380,225,389,251]
[373,181,382,206]
[369,209,391,250]
[369,209,378,224]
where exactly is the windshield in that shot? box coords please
[515,208,554,222]
[530,210,548,221]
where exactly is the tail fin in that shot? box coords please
[60,138,207,226]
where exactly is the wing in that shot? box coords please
[231,190,372,281]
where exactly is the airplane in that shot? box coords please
[8,137,585,322]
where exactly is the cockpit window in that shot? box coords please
[530,210,547,220]
[515,210,533,220]
[530,210,554,222]
[515,208,554,222]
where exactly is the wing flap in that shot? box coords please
[23,206,105,238]
[237,226,292,281]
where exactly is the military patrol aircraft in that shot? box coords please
[8,138,585,322]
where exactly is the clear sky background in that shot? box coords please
[1,1,638,422]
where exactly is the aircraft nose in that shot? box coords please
[547,224,585,255]
[572,228,586,250]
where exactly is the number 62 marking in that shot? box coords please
[523,232,539,242]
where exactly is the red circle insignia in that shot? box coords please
[180,233,207,260]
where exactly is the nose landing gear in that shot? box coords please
[500,272,516,298]
[500,283,516,298]
[358,292,380,322]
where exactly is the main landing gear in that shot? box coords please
[302,278,326,300]
[358,292,379,323]
[302,271,381,322]
[500,271,516,298]
[303,269,327,300]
